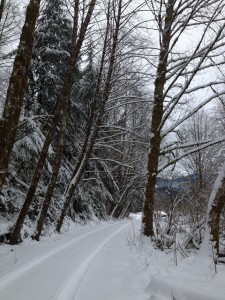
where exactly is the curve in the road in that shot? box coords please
[0,222,121,290]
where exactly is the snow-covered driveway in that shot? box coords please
[0,221,149,300]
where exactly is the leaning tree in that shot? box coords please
[0,0,41,191]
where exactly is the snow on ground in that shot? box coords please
[0,216,224,300]
[0,219,149,300]
[144,248,225,300]
[129,217,225,300]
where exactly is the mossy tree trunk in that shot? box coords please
[142,0,175,237]
[0,0,41,192]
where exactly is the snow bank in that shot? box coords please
[128,220,225,300]
[148,264,225,300]
[144,243,225,300]
[129,211,167,221]
[129,212,142,220]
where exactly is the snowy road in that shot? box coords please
[0,221,149,300]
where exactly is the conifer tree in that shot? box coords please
[26,0,72,116]
[67,42,97,153]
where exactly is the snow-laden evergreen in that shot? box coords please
[25,0,72,116]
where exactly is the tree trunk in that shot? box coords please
[31,0,80,241]
[9,0,97,245]
[207,162,225,258]
[111,179,135,218]
[32,110,68,241]
[119,197,132,219]
[56,0,122,233]
[9,108,61,244]
[0,0,5,23]
[0,0,41,192]
[142,0,174,237]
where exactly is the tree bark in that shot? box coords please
[0,0,5,24]
[32,111,68,241]
[0,0,41,192]
[9,0,97,245]
[142,0,174,237]
[208,163,225,258]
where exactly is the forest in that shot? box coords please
[0,0,225,265]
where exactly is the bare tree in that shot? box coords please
[179,111,219,191]
[142,0,225,237]
[55,0,125,233]
[177,111,222,225]
[0,0,21,54]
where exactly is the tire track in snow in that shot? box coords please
[0,222,120,290]
[53,222,129,300]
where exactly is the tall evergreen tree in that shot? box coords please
[26,0,72,116]
[65,42,97,159]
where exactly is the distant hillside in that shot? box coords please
[156,174,197,191]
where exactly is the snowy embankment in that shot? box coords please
[146,254,225,300]
[128,216,225,300]
[0,217,224,300]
